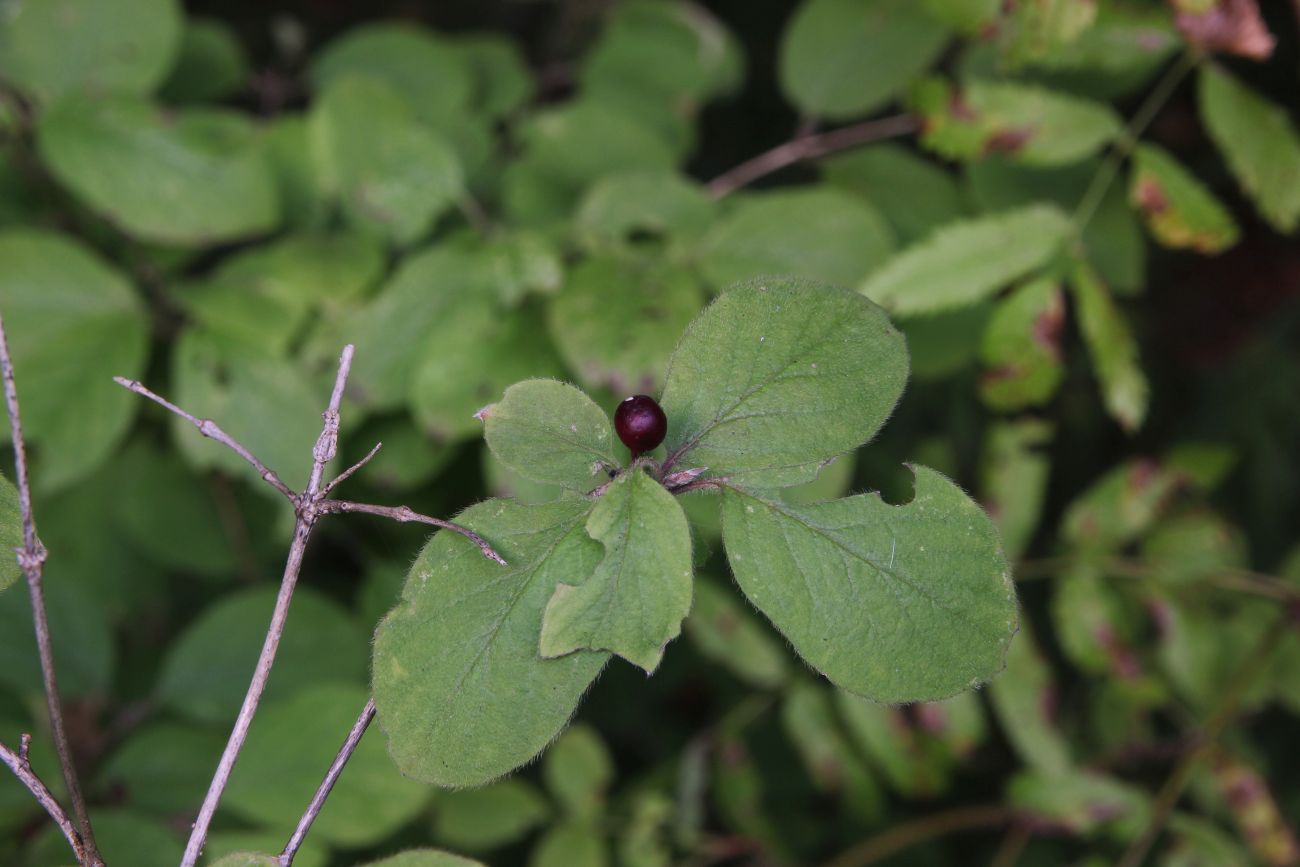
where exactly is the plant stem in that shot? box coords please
[316,499,506,564]
[179,346,355,867]
[1115,612,1292,867]
[705,114,920,199]
[820,805,1014,867]
[0,735,88,863]
[0,313,102,867]
[1015,555,1300,605]
[1072,51,1197,234]
[279,698,376,866]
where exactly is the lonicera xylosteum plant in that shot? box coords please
[371,277,1019,787]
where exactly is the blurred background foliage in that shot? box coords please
[0,0,1298,865]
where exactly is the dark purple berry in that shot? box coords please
[614,394,667,459]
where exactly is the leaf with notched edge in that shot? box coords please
[721,466,1017,703]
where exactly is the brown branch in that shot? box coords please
[113,376,296,500]
[820,805,1015,867]
[320,441,383,498]
[278,698,376,866]
[178,345,354,867]
[0,313,102,867]
[705,114,920,199]
[0,735,88,863]
[317,499,507,566]
[1116,613,1292,867]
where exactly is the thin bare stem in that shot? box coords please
[279,698,377,866]
[1072,51,1196,233]
[321,441,383,498]
[180,345,355,867]
[1015,555,1300,606]
[0,313,102,867]
[317,499,507,566]
[821,805,1015,867]
[705,114,920,199]
[113,376,295,500]
[1,736,87,863]
[1116,613,1291,867]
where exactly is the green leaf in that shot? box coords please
[860,205,1070,315]
[205,834,327,867]
[1062,455,1194,550]
[575,171,715,250]
[38,96,280,245]
[780,0,950,119]
[1068,261,1148,432]
[835,689,949,797]
[517,100,678,192]
[581,1,743,106]
[433,778,550,851]
[310,75,463,244]
[372,498,609,787]
[345,415,457,492]
[820,144,967,245]
[720,467,1017,702]
[98,723,225,817]
[912,78,1121,166]
[896,303,993,380]
[0,0,181,103]
[987,624,1072,774]
[547,257,705,394]
[530,823,608,867]
[0,230,149,491]
[978,277,1066,410]
[781,681,883,817]
[997,0,1097,67]
[361,852,486,867]
[0,565,114,698]
[225,684,432,846]
[1141,510,1247,584]
[410,298,566,442]
[697,188,896,290]
[1198,65,1300,233]
[660,278,907,488]
[543,723,614,822]
[482,380,619,490]
[1130,144,1239,254]
[540,470,693,672]
[1007,768,1149,836]
[159,18,249,103]
[156,586,367,724]
[452,35,532,120]
[685,576,790,690]
[0,475,20,593]
[921,0,1000,34]
[979,420,1052,560]
[311,23,472,126]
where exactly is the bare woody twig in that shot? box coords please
[112,376,296,500]
[176,345,354,867]
[705,114,920,199]
[0,313,102,867]
[112,344,505,866]
[317,499,507,565]
[0,735,87,863]
[278,698,377,867]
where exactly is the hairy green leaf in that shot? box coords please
[1068,261,1148,432]
[310,75,463,244]
[697,188,896,290]
[1130,144,1239,254]
[373,498,608,786]
[0,230,149,491]
[0,0,181,103]
[660,279,907,488]
[38,97,279,244]
[861,205,1070,315]
[1199,65,1300,233]
[540,470,693,672]
[780,0,950,119]
[483,379,619,489]
[721,467,1017,702]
